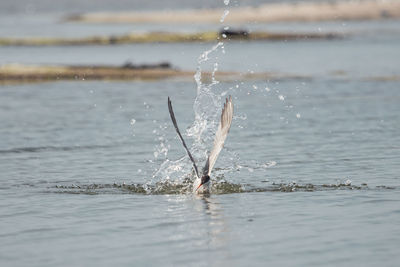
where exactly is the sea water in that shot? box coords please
[1,3,400,267]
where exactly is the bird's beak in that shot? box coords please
[195,183,203,192]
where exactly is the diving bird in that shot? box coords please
[168,96,233,194]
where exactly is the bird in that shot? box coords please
[168,96,234,194]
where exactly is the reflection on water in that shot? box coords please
[201,197,225,247]
[195,195,233,266]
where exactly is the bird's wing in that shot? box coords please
[203,96,234,176]
[168,97,200,179]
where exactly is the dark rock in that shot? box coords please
[122,61,172,69]
[219,28,249,38]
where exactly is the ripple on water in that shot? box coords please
[48,180,398,195]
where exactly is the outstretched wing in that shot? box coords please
[168,97,200,179]
[203,96,234,176]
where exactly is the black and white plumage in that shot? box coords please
[168,96,234,193]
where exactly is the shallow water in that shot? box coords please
[1,75,400,265]
[1,4,400,267]
[0,0,329,16]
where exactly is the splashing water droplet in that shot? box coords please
[296,113,301,118]
[235,114,247,120]
[279,95,285,101]
[220,10,230,22]
[262,161,277,168]
[130,119,136,125]
[224,0,230,5]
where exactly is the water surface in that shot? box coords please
[1,6,400,267]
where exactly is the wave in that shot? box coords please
[0,144,116,154]
[50,180,397,195]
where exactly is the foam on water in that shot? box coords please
[50,181,399,195]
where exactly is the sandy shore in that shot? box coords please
[1,64,397,85]
[67,0,400,24]
[0,64,303,84]
[0,30,341,46]
[0,64,188,83]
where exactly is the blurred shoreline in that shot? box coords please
[0,30,342,46]
[1,63,397,85]
[0,64,303,84]
[67,0,400,24]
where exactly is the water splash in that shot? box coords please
[189,41,224,146]
[152,1,239,185]
[220,10,230,23]
[50,181,389,195]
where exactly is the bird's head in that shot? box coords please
[196,175,210,192]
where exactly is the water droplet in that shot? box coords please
[222,33,227,38]
[224,0,230,5]
[130,119,136,125]
[220,10,230,22]
[252,85,258,90]
[279,95,285,101]
[296,113,301,118]
[265,87,270,92]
